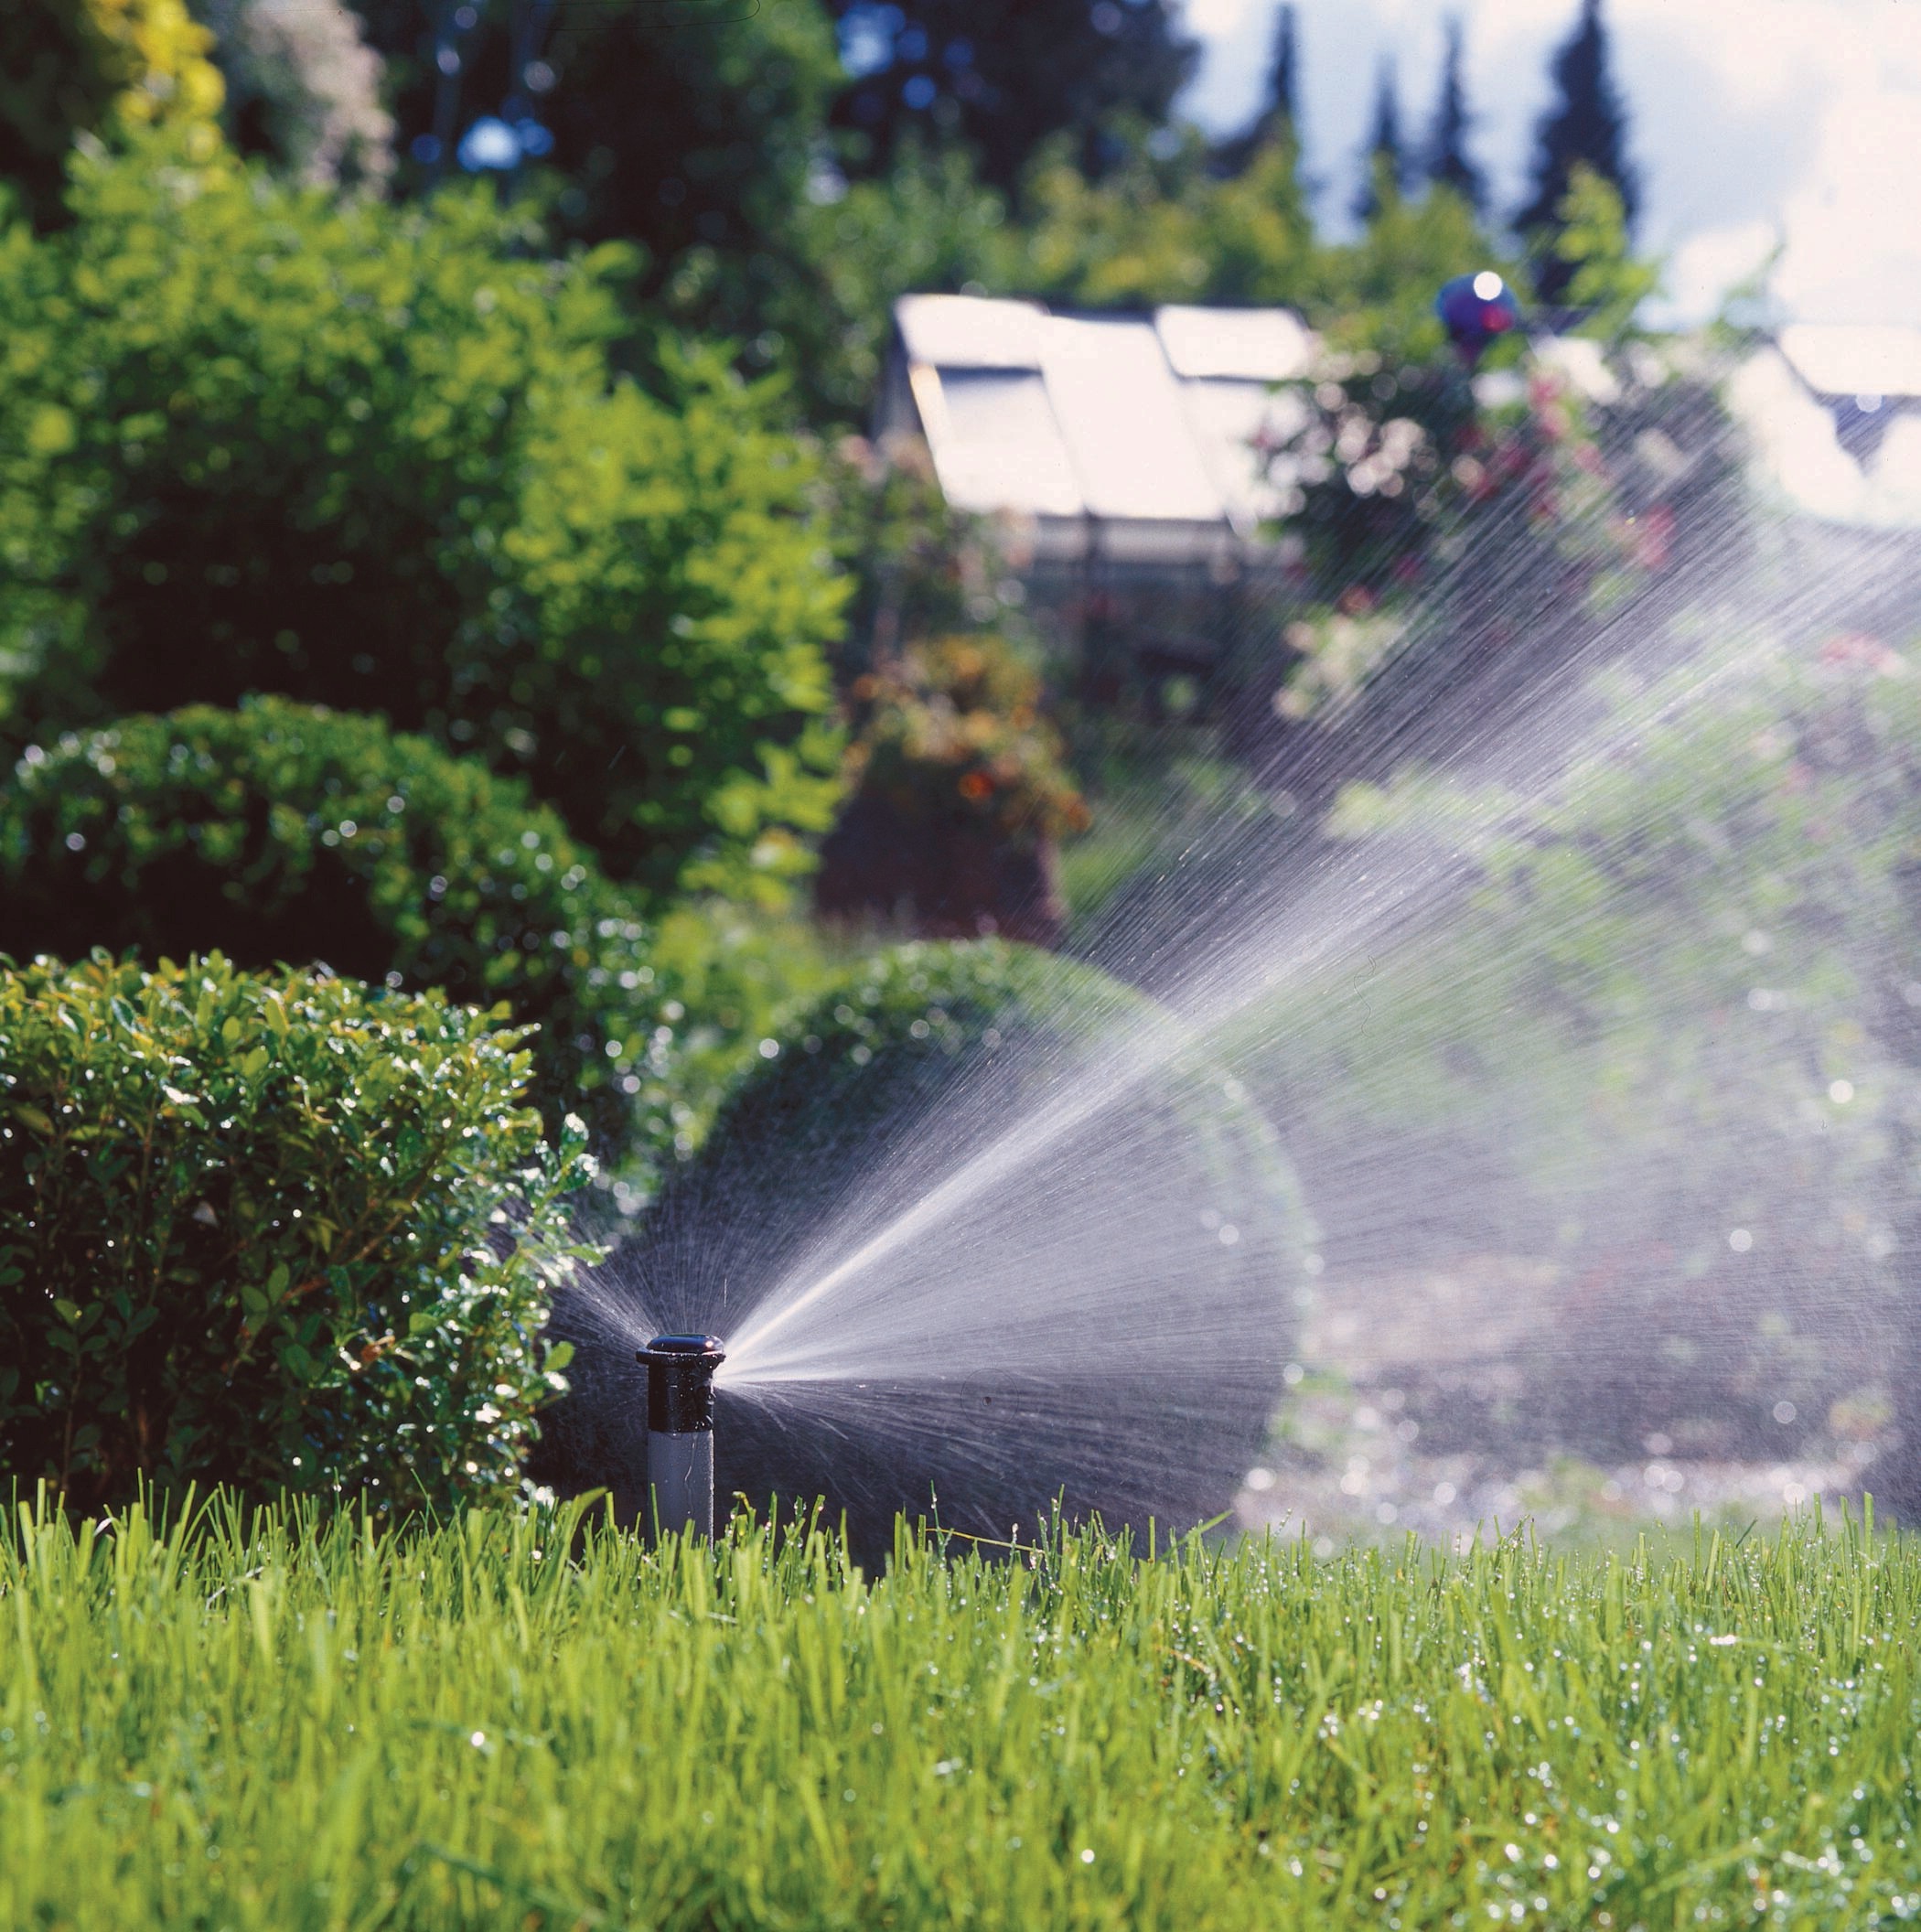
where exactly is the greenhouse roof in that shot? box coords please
[1729,325,1921,529]
[888,294,1316,555]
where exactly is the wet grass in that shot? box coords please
[2,1494,1917,1929]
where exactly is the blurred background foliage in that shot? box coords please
[0,136,846,904]
[0,0,225,227]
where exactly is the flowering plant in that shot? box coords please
[842,634,1089,845]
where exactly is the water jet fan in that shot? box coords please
[531,943,1311,1567]
[638,1335,725,1540]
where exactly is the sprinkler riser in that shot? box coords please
[647,1430,714,1541]
[638,1335,725,1542]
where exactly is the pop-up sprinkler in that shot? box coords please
[637,1335,725,1541]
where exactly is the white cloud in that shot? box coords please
[1179,0,1261,35]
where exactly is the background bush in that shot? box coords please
[0,0,225,229]
[0,133,846,902]
[0,698,685,1166]
[836,635,1089,849]
[537,938,1311,1561]
[0,951,588,1515]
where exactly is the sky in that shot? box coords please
[1175,0,1921,326]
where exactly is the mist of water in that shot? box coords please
[554,370,1921,1540]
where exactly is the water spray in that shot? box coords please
[637,1335,725,1541]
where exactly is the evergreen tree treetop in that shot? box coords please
[1268,3,1299,134]
[1353,56,1405,224]
[826,0,1198,199]
[1516,0,1637,300]
[1424,16,1484,213]
[1212,2,1298,178]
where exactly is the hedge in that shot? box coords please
[0,698,681,1166]
[0,133,845,902]
[0,951,590,1515]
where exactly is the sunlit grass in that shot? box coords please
[2,1493,1917,1928]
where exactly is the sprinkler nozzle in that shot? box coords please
[638,1335,725,1541]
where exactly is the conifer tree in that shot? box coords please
[1213,3,1298,176]
[1424,16,1483,212]
[1515,0,1637,300]
[1267,4,1299,135]
[1352,57,1405,224]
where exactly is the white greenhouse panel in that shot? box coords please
[896,294,1048,371]
[1040,316,1228,523]
[1179,378,1311,531]
[915,366,1086,518]
[1777,323,1921,401]
[1154,305,1315,381]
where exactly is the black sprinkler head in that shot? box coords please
[636,1335,726,1541]
[638,1334,726,1433]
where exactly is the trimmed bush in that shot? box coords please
[538,939,1311,1560]
[0,951,589,1515]
[0,133,846,901]
[0,698,681,1165]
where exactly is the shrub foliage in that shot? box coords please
[0,135,845,901]
[0,951,588,1514]
[0,699,678,1163]
[0,0,225,227]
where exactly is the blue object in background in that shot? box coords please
[1435,272,1521,365]
[458,116,520,172]
[514,119,555,159]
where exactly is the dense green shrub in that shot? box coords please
[0,698,682,1164]
[0,132,846,901]
[538,939,1310,1558]
[0,951,589,1514]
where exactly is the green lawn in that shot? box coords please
[2,1497,1917,1929]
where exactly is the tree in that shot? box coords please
[1017,121,1314,309]
[1516,0,1637,303]
[350,0,845,380]
[1213,3,1297,177]
[0,134,847,905]
[791,140,1022,416]
[826,0,1199,198]
[1424,16,1483,213]
[1269,3,1299,134]
[1552,162,1658,338]
[1352,58,1405,224]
